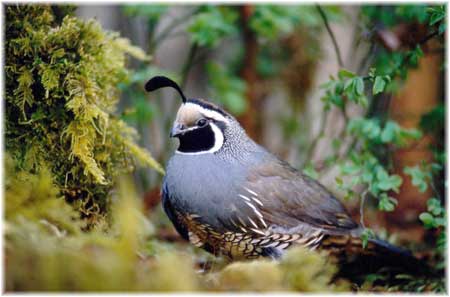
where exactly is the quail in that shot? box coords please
[145,76,424,272]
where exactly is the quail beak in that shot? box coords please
[170,123,185,138]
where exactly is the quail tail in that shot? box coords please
[321,235,434,278]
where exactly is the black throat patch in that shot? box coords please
[177,124,216,153]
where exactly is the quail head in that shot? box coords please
[145,76,424,273]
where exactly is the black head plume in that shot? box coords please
[145,76,187,103]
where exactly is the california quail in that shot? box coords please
[145,76,424,272]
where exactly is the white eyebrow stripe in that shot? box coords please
[184,102,229,123]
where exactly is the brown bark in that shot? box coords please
[237,5,261,141]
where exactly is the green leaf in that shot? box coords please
[428,6,445,26]
[373,76,386,95]
[434,217,446,227]
[404,165,429,193]
[361,228,375,249]
[427,198,443,216]
[381,121,396,143]
[188,6,238,48]
[343,78,353,91]
[338,69,356,79]
[419,212,435,228]
[378,194,398,212]
[377,172,402,192]
[354,77,364,96]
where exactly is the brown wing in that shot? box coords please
[227,158,360,238]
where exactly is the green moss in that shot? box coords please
[5,173,199,292]
[214,260,283,291]
[5,4,161,224]
[279,247,349,292]
[209,247,348,292]
[5,154,85,236]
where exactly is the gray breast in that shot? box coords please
[164,149,266,231]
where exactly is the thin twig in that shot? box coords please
[316,4,344,68]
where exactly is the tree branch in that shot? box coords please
[316,4,344,68]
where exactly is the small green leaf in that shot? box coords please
[361,228,375,249]
[378,194,397,212]
[338,69,356,79]
[343,78,353,91]
[377,173,402,192]
[419,212,435,228]
[427,198,443,216]
[404,165,429,193]
[354,77,364,96]
[428,6,445,26]
[373,76,386,95]
[381,121,397,143]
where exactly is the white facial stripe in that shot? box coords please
[175,122,224,155]
[179,126,199,133]
[184,102,229,123]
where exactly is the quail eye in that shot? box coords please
[197,118,208,127]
